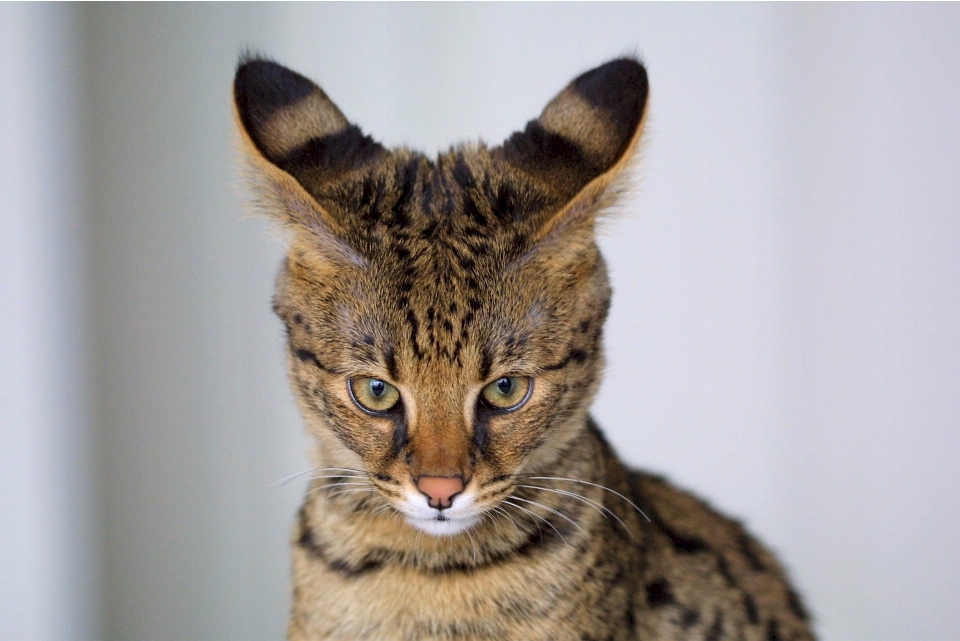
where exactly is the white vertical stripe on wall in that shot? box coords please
[0,4,96,640]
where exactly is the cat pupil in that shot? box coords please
[496,378,512,394]
[370,380,385,397]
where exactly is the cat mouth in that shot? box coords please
[402,511,481,536]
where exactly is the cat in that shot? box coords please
[234,55,815,641]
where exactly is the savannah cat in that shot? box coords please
[233,55,814,641]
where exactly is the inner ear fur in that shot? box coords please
[234,57,384,265]
[234,59,377,266]
[496,57,649,245]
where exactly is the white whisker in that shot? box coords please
[525,476,650,522]
[509,495,584,534]
[503,499,564,545]
[517,484,634,540]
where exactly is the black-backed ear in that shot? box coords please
[234,57,385,187]
[496,57,649,243]
[233,57,382,265]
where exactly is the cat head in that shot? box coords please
[234,56,648,536]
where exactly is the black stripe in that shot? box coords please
[294,347,331,372]
[384,344,399,381]
[296,508,383,578]
[739,533,768,572]
[542,348,588,371]
[279,125,384,175]
[479,347,494,381]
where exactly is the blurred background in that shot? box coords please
[2,3,959,640]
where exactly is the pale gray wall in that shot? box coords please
[2,4,959,640]
[1,4,96,640]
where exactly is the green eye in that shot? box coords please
[480,376,532,410]
[349,377,401,413]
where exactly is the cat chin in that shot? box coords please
[405,515,481,537]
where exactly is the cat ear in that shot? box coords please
[233,57,382,265]
[497,57,649,244]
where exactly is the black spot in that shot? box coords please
[680,608,700,629]
[743,593,759,624]
[705,611,724,641]
[645,579,676,607]
[458,254,476,272]
[421,219,438,239]
[716,554,735,586]
[393,244,411,262]
[293,313,304,325]
[739,534,767,572]
[490,184,521,223]
[667,531,710,554]
[767,619,783,641]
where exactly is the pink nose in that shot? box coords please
[416,476,464,510]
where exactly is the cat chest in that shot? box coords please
[290,545,616,641]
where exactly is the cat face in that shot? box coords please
[235,57,647,535]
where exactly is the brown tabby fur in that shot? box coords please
[234,56,815,641]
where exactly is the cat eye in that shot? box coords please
[349,377,401,413]
[480,376,532,411]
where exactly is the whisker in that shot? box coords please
[524,476,650,522]
[463,526,479,565]
[371,503,394,517]
[509,495,584,534]
[503,499,564,545]
[491,505,523,540]
[325,488,377,502]
[307,481,371,496]
[516,484,634,540]
[272,467,367,487]
[513,495,583,532]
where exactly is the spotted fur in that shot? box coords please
[234,56,815,641]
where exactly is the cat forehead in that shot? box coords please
[306,147,556,233]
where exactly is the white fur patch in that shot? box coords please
[398,489,481,537]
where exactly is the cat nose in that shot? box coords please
[416,476,464,510]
